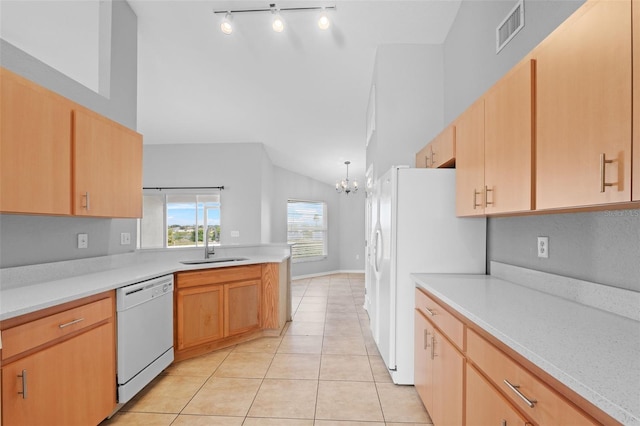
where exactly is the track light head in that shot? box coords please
[272,10,284,32]
[220,12,233,35]
[318,12,330,30]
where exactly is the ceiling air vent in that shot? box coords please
[496,0,524,53]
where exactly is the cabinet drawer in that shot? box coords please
[466,362,531,426]
[467,329,597,426]
[415,288,464,350]
[176,265,262,288]
[1,297,113,360]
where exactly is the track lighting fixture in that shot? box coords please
[213,3,336,35]
[272,9,285,33]
[220,12,233,35]
[318,12,330,30]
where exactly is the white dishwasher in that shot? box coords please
[116,274,174,404]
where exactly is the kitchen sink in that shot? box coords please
[180,257,249,265]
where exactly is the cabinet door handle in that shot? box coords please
[424,307,436,316]
[599,153,614,192]
[504,379,537,408]
[485,186,494,207]
[423,329,430,349]
[473,189,483,209]
[18,369,27,399]
[430,335,436,359]
[83,192,91,211]
[59,317,85,328]
[425,154,431,168]
[430,148,436,166]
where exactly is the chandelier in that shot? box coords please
[336,161,358,195]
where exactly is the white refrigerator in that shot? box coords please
[367,166,486,385]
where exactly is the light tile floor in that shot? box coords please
[102,273,432,426]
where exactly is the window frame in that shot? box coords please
[138,188,221,250]
[287,199,328,263]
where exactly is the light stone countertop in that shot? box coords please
[0,244,291,322]
[412,272,640,426]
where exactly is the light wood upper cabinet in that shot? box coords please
[0,67,142,218]
[416,125,455,169]
[633,0,640,201]
[455,99,485,217]
[0,68,72,215]
[484,58,535,214]
[535,0,632,209]
[74,108,143,218]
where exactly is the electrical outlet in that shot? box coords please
[78,233,88,249]
[120,232,131,245]
[537,236,549,258]
[231,231,240,237]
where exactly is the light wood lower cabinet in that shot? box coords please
[0,292,116,426]
[466,328,598,426]
[176,283,225,350]
[414,286,611,426]
[414,289,464,426]
[225,279,261,336]
[466,363,531,426]
[174,265,266,360]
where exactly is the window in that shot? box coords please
[287,200,327,261]
[138,189,221,249]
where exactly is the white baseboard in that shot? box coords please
[292,269,364,280]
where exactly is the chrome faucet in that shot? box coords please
[204,225,218,259]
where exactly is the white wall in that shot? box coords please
[367,44,444,184]
[143,143,266,245]
[444,0,585,123]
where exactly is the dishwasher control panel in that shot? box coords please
[117,275,174,311]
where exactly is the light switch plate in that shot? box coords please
[78,233,88,249]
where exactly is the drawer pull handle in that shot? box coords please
[424,307,436,316]
[59,318,85,328]
[504,379,537,408]
[599,153,614,192]
[18,369,27,399]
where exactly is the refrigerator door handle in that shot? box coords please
[373,228,383,276]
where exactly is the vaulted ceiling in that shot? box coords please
[129,0,462,185]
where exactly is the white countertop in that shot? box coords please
[0,245,291,322]
[412,272,640,426]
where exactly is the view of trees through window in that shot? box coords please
[138,192,221,249]
[287,200,327,260]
